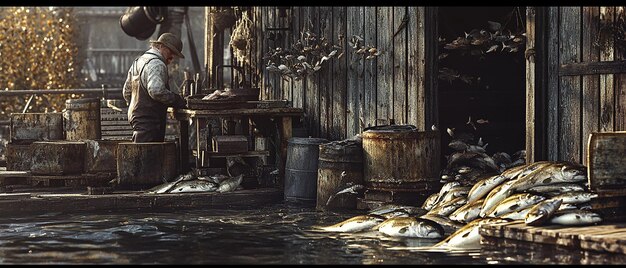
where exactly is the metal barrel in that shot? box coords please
[316,139,363,211]
[64,98,101,141]
[362,124,440,192]
[284,137,328,205]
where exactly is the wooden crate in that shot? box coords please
[212,135,248,153]
[30,141,86,175]
[10,112,64,142]
[588,132,626,191]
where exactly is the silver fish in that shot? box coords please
[549,191,598,205]
[422,192,440,210]
[479,180,515,217]
[217,174,243,193]
[325,184,365,206]
[467,174,508,203]
[316,214,386,232]
[146,173,194,194]
[486,193,546,218]
[427,196,467,217]
[419,214,464,234]
[500,205,533,221]
[375,217,444,238]
[369,204,427,217]
[438,186,471,205]
[168,180,219,193]
[525,198,563,226]
[549,209,602,226]
[501,161,553,181]
[376,210,410,219]
[511,162,587,192]
[525,183,585,195]
[433,218,511,250]
[448,199,483,223]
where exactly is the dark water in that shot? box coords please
[0,203,624,265]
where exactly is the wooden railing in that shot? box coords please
[81,48,145,87]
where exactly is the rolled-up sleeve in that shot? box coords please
[143,60,179,106]
[122,66,133,104]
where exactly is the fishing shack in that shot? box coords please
[0,5,624,259]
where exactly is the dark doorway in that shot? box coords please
[437,6,527,159]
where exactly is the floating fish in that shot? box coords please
[421,192,440,211]
[369,204,427,217]
[486,193,546,218]
[427,196,467,217]
[419,214,464,234]
[315,214,386,233]
[448,199,483,223]
[375,217,444,239]
[433,218,511,250]
[168,180,219,193]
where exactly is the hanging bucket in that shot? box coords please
[120,6,167,38]
[284,137,328,205]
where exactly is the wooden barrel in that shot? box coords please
[587,131,626,191]
[116,141,178,189]
[284,137,328,204]
[84,140,121,174]
[64,98,101,141]
[6,143,33,171]
[30,141,86,175]
[362,125,440,192]
[10,112,64,143]
[316,139,363,211]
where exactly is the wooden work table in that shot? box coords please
[170,106,304,186]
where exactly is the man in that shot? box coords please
[123,32,187,142]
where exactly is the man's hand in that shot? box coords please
[173,96,187,109]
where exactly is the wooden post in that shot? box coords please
[278,116,292,188]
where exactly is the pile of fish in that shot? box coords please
[146,173,244,194]
[315,160,602,251]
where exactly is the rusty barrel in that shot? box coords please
[10,112,64,143]
[116,141,178,190]
[64,98,101,141]
[284,137,328,205]
[316,139,363,211]
[362,125,440,192]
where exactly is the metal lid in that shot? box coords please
[288,137,329,145]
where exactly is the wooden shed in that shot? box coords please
[204,6,626,166]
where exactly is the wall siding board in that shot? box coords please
[558,7,582,163]
[599,6,615,132]
[291,7,304,109]
[304,7,320,137]
[346,6,365,137]
[526,7,537,163]
[364,7,378,129]
[331,7,347,140]
[581,7,601,166]
[547,7,560,160]
[614,7,626,130]
[393,6,408,125]
[318,6,332,139]
[376,7,393,126]
[407,6,422,129]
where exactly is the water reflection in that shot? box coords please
[0,203,623,264]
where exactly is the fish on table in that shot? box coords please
[524,198,563,226]
[548,209,602,226]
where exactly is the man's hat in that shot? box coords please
[150,33,185,59]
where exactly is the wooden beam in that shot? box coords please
[559,60,626,76]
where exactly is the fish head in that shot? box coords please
[560,165,587,182]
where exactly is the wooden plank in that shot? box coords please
[0,171,31,178]
[393,6,407,125]
[407,6,423,129]
[560,60,626,75]
[376,7,393,126]
[547,7,560,160]
[600,6,615,132]
[280,6,293,105]
[364,7,377,129]
[424,7,438,129]
[101,125,132,131]
[616,7,626,131]
[558,7,582,163]
[346,6,365,137]
[318,6,332,139]
[291,7,304,110]
[305,6,320,138]
[332,6,347,140]
[581,7,601,167]
[526,6,538,164]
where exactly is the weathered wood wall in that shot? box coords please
[545,6,626,165]
[248,7,437,141]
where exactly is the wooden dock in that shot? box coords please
[480,220,626,255]
[0,187,283,215]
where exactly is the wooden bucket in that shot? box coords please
[361,125,440,192]
[316,139,363,211]
[64,98,101,141]
[9,112,64,143]
[116,141,178,189]
[30,141,86,175]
